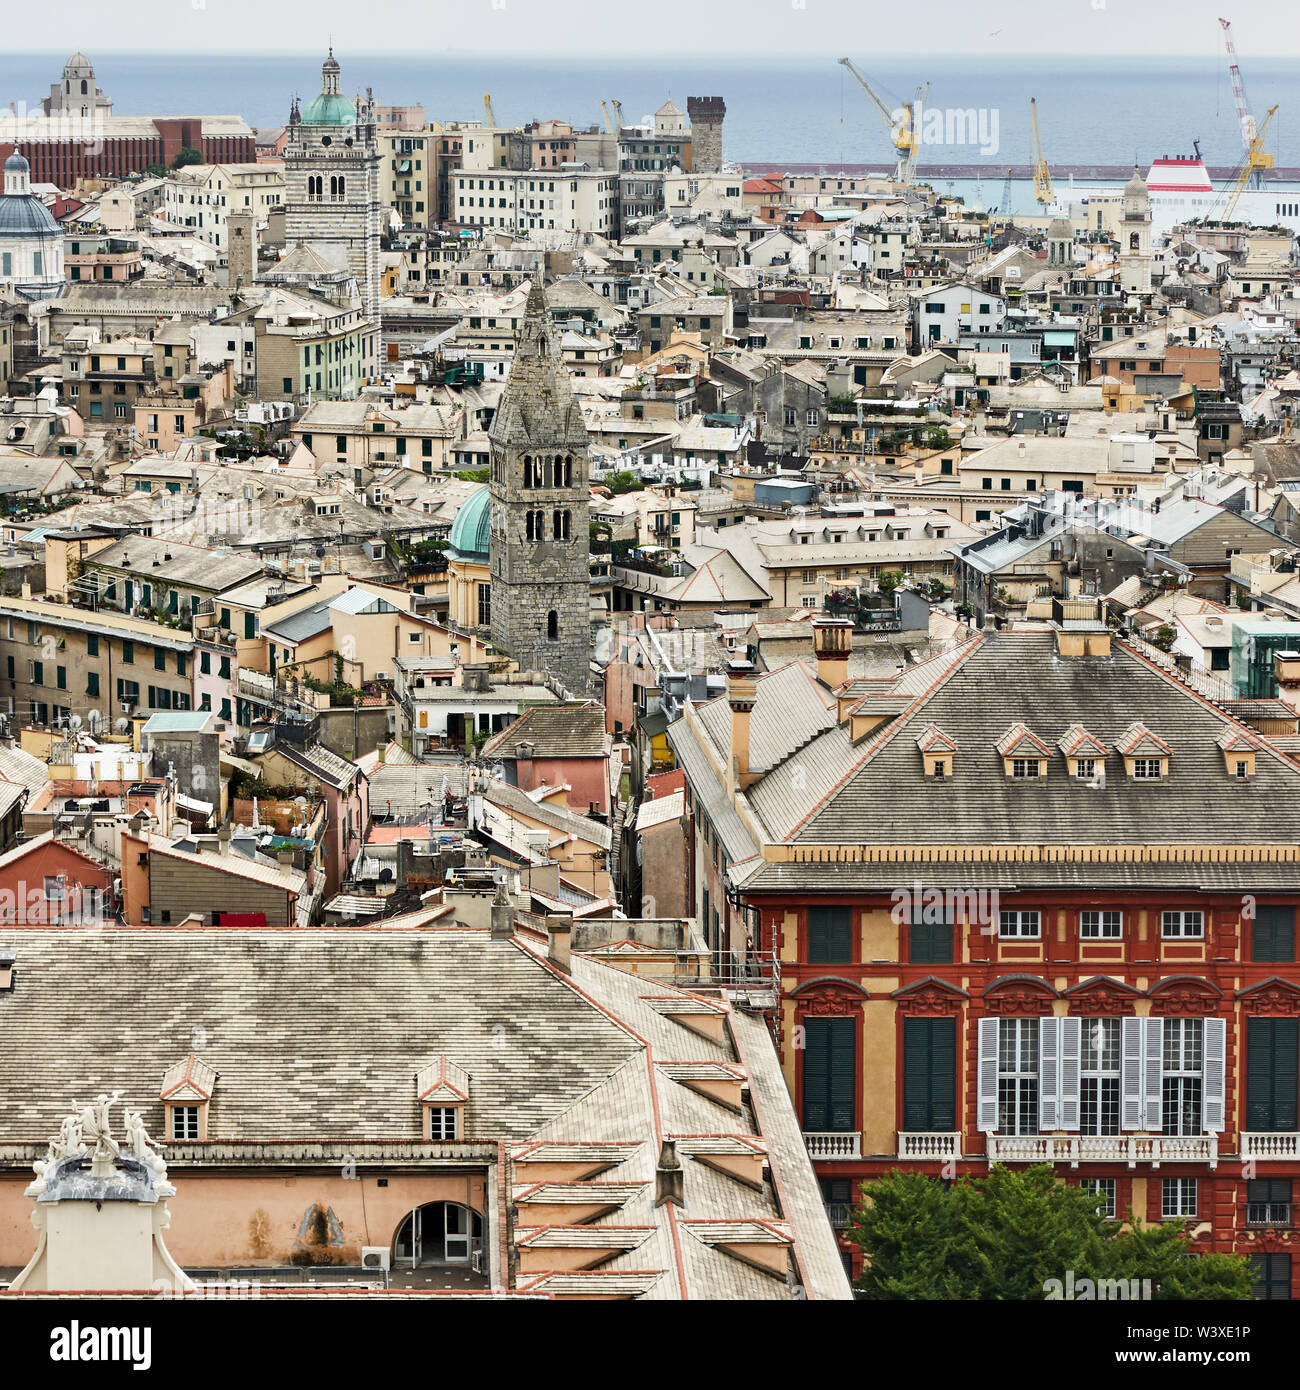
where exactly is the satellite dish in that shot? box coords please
[114,718,130,733]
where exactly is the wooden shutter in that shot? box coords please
[977,1017,1000,1132]
[1039,1017,1060,1130]
[808,906,852,964]
[802,1016,856,1132]
[1143,1017,1164,1131]
[902,1016,956,1132]
[1202,1017,1227,1133]
[1253,907,1296,963]
[1121,1016,1144,1130]
[1247,1018,1299,1132]
[909,910,953,965]
[1059,1016,1082,1132]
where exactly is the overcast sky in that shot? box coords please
[4,0,1296,56]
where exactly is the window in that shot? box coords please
[171,1106,200,1141]
[1161,910,1204,939]
[1161,1177,1197,1219]
[1081,1018,1121,1136]
[428,1107,458,1140]
[1074,758,1095,779]
[1132,758,1162,779]
[154,648,166,671]
[1252,906,1296,963]
[43,875,64,903]
[546,610,559,641]
[1251,1253,1292,1301]
[909,906,952,964]
[997,1018,1039,1135]
[1011,758,1040,779]
[902,1016,956,1132]
[1246,1179,1292,1229]
[1083,1176,1117,1219]
[87,634,98,657]
[999,910,1041,939]
[1246,1018,1298,1132]
[122,641,134,664]
[807,906,852,963]
[1162,1019,1203,1136]
[1080,910,1122,939]
[55,666,66,690]
[801,1016,856,1133]
[86,672,99,697]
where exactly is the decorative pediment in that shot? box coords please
[1116,721,1172,757]
[1146,975,1223,1017]
[791,976,869,1016]
[415,1055,470,1103]
[1236,976,1300,1017]
[996,723,1052,758]
[916,723,957,753]
[1058,724,1108,759]
[1062,976,1142,1017]
[160,1053,217,1103]
[982,974,1059,1016]
[891,976,970,1016]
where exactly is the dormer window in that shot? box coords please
[160,1053,217,1143]
[916,722,957,778]
[1058,724,1108,779]
[1216,728,1257,780]
[416,1055,470,1140]
[996,723,1050,779]
[1117,722,1171,780]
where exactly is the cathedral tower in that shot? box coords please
[488,278,592,694]
[283,51,382,320]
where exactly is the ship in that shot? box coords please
[1085,153,1300,235]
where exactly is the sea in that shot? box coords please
[3,50,1300,216]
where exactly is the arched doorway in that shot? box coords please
[393,1201,483,1267]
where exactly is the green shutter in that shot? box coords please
[802,1017,856,1132]
[1246,1018,1299,1132]
[807,906,852,963]
[909,910,954,964]
[1253,907,1296,963]
[902,1016,956,1131]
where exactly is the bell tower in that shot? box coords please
[488,277,592,694]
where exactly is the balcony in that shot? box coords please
[824,1201,853,1231]
[898,1131,962,1162]
[1241,1133,1300,1161]
[804,1132,861,1161]
[985,1134,1218,1170]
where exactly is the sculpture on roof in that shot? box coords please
[76,1090,125,1173]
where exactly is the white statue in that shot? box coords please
[76,1090,124,1171]
[52,1112,84,1160]
[123,1108,168,1181]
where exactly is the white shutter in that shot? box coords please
[1121,1016,1144,1130]
[1039,1017,1060,1130]
[1143,1017,1164,1131]
[1059,1016,1082,1132]
[1203,1018,1226,1133]
[978,1017,1000,1132]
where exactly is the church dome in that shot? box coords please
[1124,167,1148,199]
[0,154,60,240]
[447,484,491,561]
[301,91,356,126]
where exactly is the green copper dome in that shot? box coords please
[447,484,491,561]
[301,91,356,126]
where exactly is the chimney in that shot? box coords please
[655,1139,685,1208]
[726,658,758,792]
[217,824,232,855]
[547,918,572,974]
[490,878,513,940]
[812,617,853,690]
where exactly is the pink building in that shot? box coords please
[481,704,613,817]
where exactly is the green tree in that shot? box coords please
[145,163,167,179]
[454,466,490,483]
[848,1166,1252,1301]
[170,146,204,169]
[604,470,642,496]
[876,570,904,598]
[1152,623,1177,652]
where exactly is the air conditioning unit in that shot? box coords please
[360,1246,391,1272]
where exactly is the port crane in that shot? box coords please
[1219,16,1274,187]
[1029,97,1054,207]
[838,57,926,185]
[599,100,614,134]
[1220,102,1278,222]
[482,93,497,127]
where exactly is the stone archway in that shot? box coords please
[392,1201,483,1268]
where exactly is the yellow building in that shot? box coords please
[445,484,492,633]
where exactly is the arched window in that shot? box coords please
[337,176,345,198]
[523,455,532,487]
[81,80,88,95]
[563,456,573,487]
[1129,232,1140,251]
[329,176,338,197]
[547,610,558,641]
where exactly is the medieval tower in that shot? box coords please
[488,278,591,694]
[283,51,382,320]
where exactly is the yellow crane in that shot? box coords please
[482,93,497,128]
[1029,98,1054,207]
[611,99,624,129]
[1221,103,1278,222]
[599,100,614,135]
[838,57,922,185]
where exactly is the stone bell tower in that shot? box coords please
[488,276,591,694]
